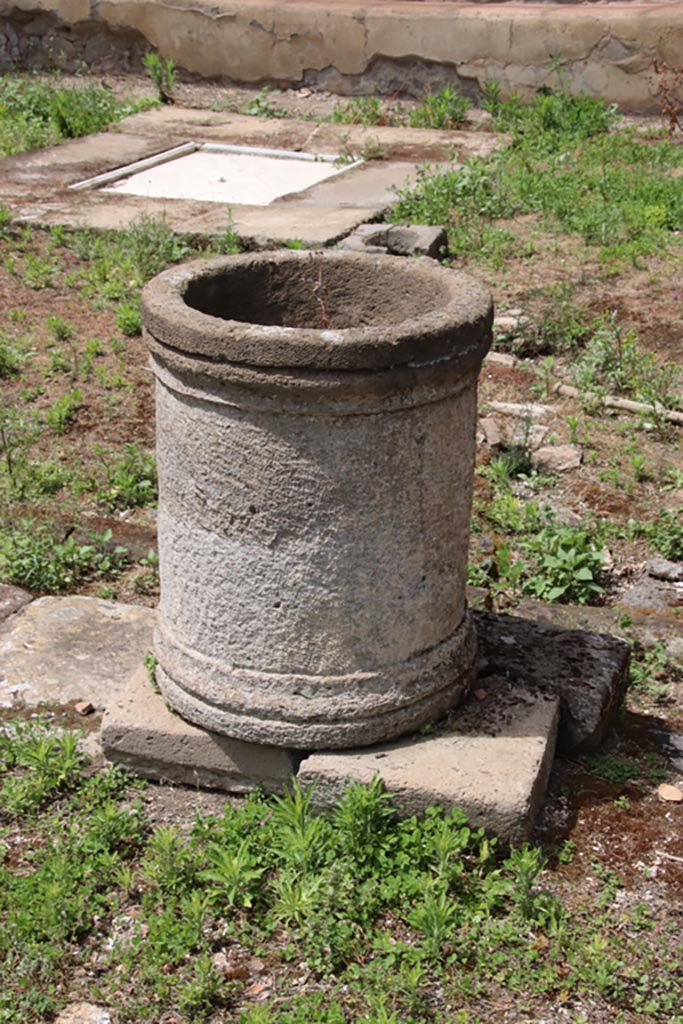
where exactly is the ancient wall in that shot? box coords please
[1,0,681,112]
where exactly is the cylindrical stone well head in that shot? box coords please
[142,251,492,749]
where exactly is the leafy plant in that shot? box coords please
[0,523,128,592]
[242,87,288,119]
[628,508,683,560]
[0,75,156,157]
[409,85,469,129]
[92,442,157,511]
[0,333,22,377]
[522,524,606,604]
[142,52,177,104]
[329,96,400,127]
[45,388,82,433]
[573,314,681,413]
[116,298,142,337]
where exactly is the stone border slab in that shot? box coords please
[0,596,155,710]
[299,678,559,844]
[101,666,299,791]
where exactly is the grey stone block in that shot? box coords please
[338,222,447,259]
[473,609,630,753]
[384,224,448,258]
[298,678,559,845]
[102,667,298,792]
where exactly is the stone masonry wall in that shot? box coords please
[1,0,681,112]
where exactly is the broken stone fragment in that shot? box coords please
[0,583,31,623]
[338,222,447,259]
[531,444,582,473]
[645,558,683,583]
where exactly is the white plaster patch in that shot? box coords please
[103,150,347,206]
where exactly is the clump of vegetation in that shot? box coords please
[142,52,177,104]
[0,522,127,591]
[241,87,288,119]
[628,508,683,561]
[629,640,683,705]
[328,85,469,130]
[1,741,682,1023]
[0,75,157,157]
[91,442,158,512]
[391,83,683,266]
[329,95,402,127]
[408,85,469,129]
[573,313,682,412]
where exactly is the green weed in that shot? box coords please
[242,87,288,119]
[0,75,156,157]
[522,524,606,604]
[92,443,157,511]
[573,314,681,413]
[116,297,143,336]
[391,88,683,265]
[0,523,128,592]
[142,52,177,104]
[0,332,22,377]
[628,508,683,560]
[409,85,469,129]
[45,388,82,433]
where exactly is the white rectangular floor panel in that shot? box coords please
[103,150,343,206]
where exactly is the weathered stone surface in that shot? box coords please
[616,574,683,616]
[338,223,448,259]
[0,583,31,623]
[531,444,582,474]
[7,0,677,112]
[54,1003,112,1024]
[143,251,491,749]
[652,728,683,772]
[0,596,154,709]
[473,609,630,753]
[102,667,298,791]
[646,558,683,583]
[478,415,503,448]
[299,678,559,844]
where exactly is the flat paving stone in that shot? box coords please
[0,109,503,247]
[0,596,154,709]
[299,678,559,845]
[101,666,298,792]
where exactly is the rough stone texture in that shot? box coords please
[298,677,559,844]
[3,0,678,112]
[531,444,582,473]
[54,1005,112,1024]
[143,251,492,749]
[102,666,298,791]
[338,223,448,259]
[0,582,31,623]
[0,596,155,709]
[473,609,630,753]
[652,728,683,772]
[616,574,683,616]
[645,558,683,583]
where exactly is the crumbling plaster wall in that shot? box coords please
[2,0,681,112]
